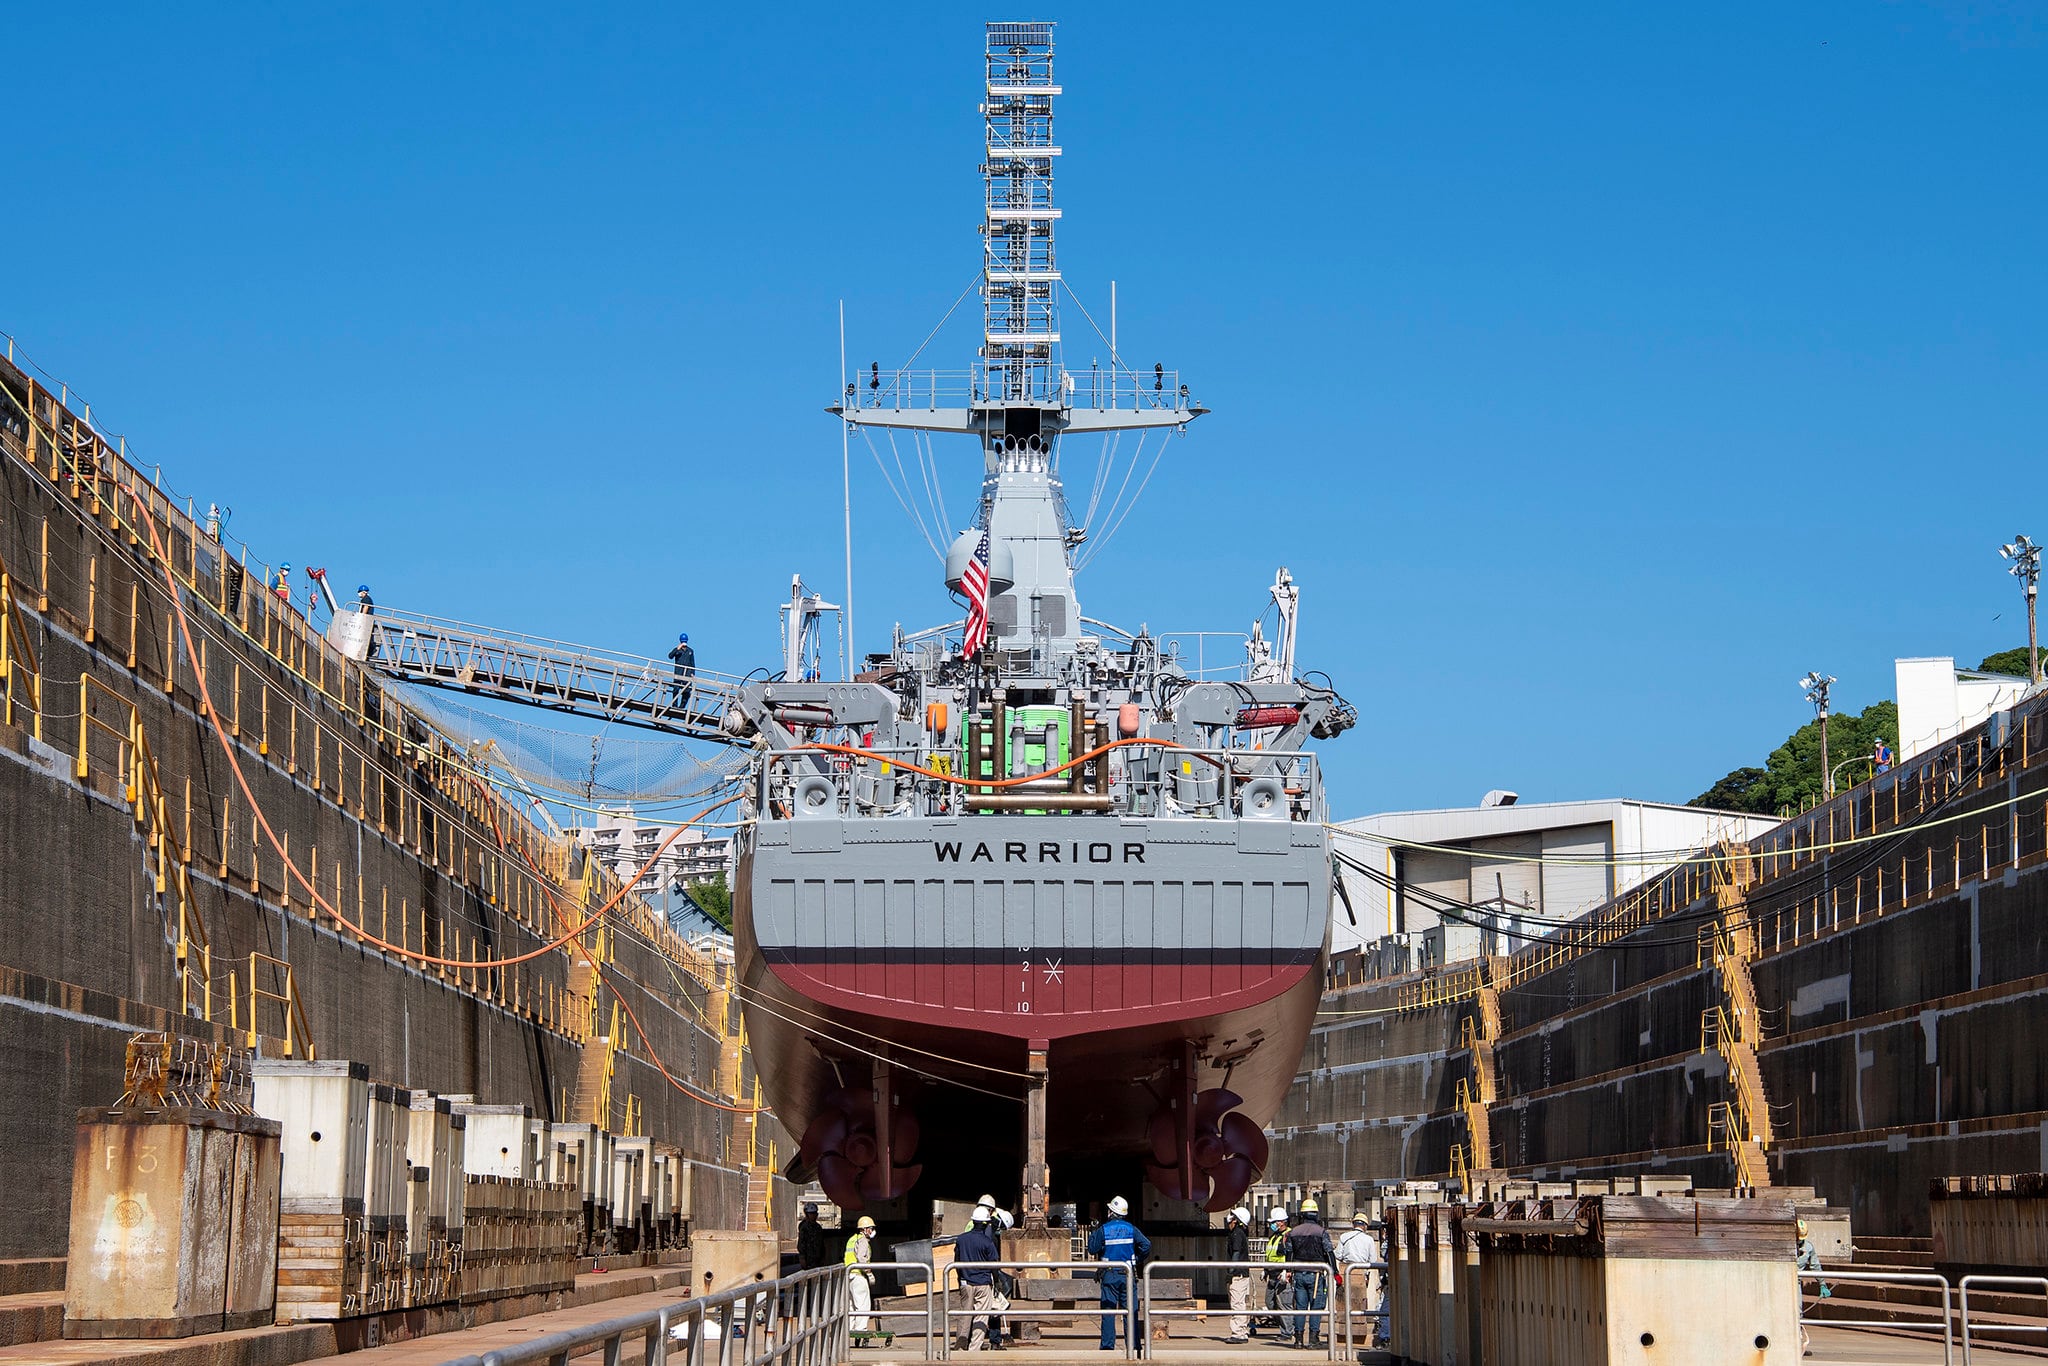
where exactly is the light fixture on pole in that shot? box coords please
[2000,534,2041,685]
[1801,671,1837,797]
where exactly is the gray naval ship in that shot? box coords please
[727,21,1354,1223]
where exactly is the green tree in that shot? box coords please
[687,872,733,932]
[1978,647,2035,678]
[1691,766,1770,813]
[1690,700,1899,816]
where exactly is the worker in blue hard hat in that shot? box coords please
[273,562,293,600]
[667,632,696,711]
[353,584,380,658]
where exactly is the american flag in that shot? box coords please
[961,529,993,657]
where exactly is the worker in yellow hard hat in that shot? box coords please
[1284,1198,1337,1349]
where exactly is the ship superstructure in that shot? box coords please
[728,21,1355,1224]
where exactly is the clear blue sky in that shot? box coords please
[6,3,2042,815]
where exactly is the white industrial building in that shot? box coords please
[1330,795,1782,973]
[563,808,731,893]
[1895,657,2034,762]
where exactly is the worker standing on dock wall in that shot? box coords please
[1224,1206,1254,1344]
[843,1215,877,1332]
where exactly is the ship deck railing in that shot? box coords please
[846,362,1197,416]
[762,744,1325,824]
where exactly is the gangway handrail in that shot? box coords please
[373,606,758,688]
[1137,1260,1339,1360]
[366,605,749,743]
[939,1259,1135,1361]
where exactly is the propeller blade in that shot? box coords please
[818,1154,865,1211]
[889,1111,922,1164]
[1147,1110,1180,1168]
[798,1110,849,1169]
[860,1159,892,1202]
[1193,1087,1244,1131]
[843,1131,879,1169]
[1145,1160,1189,1203]
[843,1089,877,1129]
[1203,1156,1257,1213]
[883,1163,923,1199]
[823,1086,878,1129]
[1219,1111,1270,1170]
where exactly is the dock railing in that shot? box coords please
[1341,1261,1389,1360]
[1801,1268,1954,1366]
[846,1261,937,1359]
[940,1259,1134,1360]
[1959,1274,2048,1365]
[1136,1260,1339,1360]
[436,1263,846,1366]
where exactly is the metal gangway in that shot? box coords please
[359,606,749,744]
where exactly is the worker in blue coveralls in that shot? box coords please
[1086,1195,1151,1351]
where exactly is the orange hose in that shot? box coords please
[124,483,736,971]
[460,773,766,1115]
[800,735,1218,786]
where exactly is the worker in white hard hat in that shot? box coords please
[1223,1206,1255,1343]
[955,1206,1002,1351]
[844,1214,878,1333]
[991,1208,1015,1347]
[1086,1195,1151,1351]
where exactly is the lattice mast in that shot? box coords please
[982,22,1061,405]
[829,20,1204,648]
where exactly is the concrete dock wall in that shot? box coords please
[0,366,791,1256]
[1273,690,2048,1237]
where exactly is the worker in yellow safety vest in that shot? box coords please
[844,1215,878,1332]
[1261,1207,1290,1331]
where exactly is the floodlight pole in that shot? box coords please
[1802,672,1837,798]
[2003,535,2042,686]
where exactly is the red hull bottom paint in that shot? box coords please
[763,958,1314,1040]
[738,947,1327,1172]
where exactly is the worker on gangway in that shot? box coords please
[667,632,695,711]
